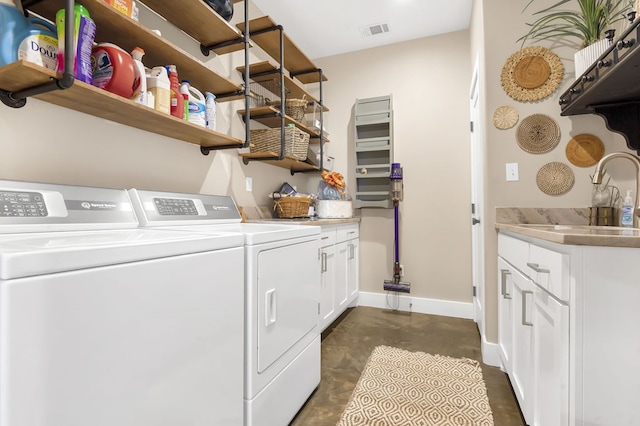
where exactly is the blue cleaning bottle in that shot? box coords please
[1,0,58,69]
[1,1,29,67]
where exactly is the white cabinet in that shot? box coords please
[509,265,535,422]
[319,223,359,331]
[498,233,569,426]
[319,228,336,329]
[497,258,513,374]
[531,285,569,426]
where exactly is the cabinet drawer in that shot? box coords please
[498,233,530,274]
[320,227,336,247]
[528,245,570,302]
[337,225,358,242]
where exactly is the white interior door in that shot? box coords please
[470,58,485,337]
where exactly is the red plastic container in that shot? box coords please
[91,42,135,98]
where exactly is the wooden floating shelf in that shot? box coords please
[0,61,244,149]
[239,152,320,172]
[238,106,330,142]
[29,0,243,99]
[236,62,328,111]
[137,0,245,55]
[237,16,328,84]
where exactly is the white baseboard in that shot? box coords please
[481,336,502,367]
[357,291,474,319]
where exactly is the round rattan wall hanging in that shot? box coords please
[501,46,564,102]
[516,113,561,154]
[493,106,519,129]
[536,162,574,195]
[565,134,605,167]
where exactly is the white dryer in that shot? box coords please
[129,189,321,426]
[0,180,245,426]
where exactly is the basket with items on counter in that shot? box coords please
[271,182,313,218]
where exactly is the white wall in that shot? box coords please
[316,30,473,305]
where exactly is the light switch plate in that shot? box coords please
[506,163,519,182]
[245,177,252,192]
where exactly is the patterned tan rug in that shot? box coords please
[337,346,494,426]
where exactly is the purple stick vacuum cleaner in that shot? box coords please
[384,163,411,293]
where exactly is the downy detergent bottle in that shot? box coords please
[1,0,57,69]
[55,4,96,83]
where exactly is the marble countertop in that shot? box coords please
[496,223,640,248]
[495,207,640,248]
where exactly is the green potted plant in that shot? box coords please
[518,0,635,76]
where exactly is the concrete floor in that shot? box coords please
[290,306,525,426]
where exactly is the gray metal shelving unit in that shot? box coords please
[354,95,393,208]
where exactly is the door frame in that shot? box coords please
[469,57,486,339]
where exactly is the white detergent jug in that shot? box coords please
[146,66,170,114]
[187,85,206,127]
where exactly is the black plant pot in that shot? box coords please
[203,0,234,22]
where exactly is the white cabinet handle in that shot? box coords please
[527,262,550,274]
[500,269,512,299]
[522,290,533,327]
[265,289,277,327]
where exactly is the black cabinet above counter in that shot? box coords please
[559,18,640,155]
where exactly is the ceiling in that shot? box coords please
[250,0,474,60]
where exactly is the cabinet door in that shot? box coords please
[498,257,513,374]
[347,238,359,301]
[319,244,336,331]
[335,241,349,312]
[532,287,569,426]
[511,268,535,425]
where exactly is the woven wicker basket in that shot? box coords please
[274,196,311,218]
[267,96,308,122]
[250,127,310,160]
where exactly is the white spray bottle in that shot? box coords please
[130,47,146,105]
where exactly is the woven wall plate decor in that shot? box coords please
[501,46,564,102]
[493,106,519,129]
[536,162,575,195]
[516,113,561,154]
[565,134,605,167]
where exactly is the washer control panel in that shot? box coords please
[154,198,199,216]
[1,191,48,217]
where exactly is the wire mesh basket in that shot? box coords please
[273,196,312,218]
[250,127,310,160]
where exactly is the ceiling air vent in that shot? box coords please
[361,22,390,37]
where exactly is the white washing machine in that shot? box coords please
[0,180,245,426]
[128,189,321,426]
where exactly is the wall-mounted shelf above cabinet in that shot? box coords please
[559,19,640,155]
[27,0,244,99]
[236,62,328,111]
[238,106,329,143]
[0,61,243,149]
[237,16,328,83]
[238,152,320,173]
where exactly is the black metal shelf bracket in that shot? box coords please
[200,36,244,57]
[1,0,75,108]
[200,0,251,156]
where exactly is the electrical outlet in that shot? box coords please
[400,265,404,277]
[506,163,519,181]
[245,177,252,192]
